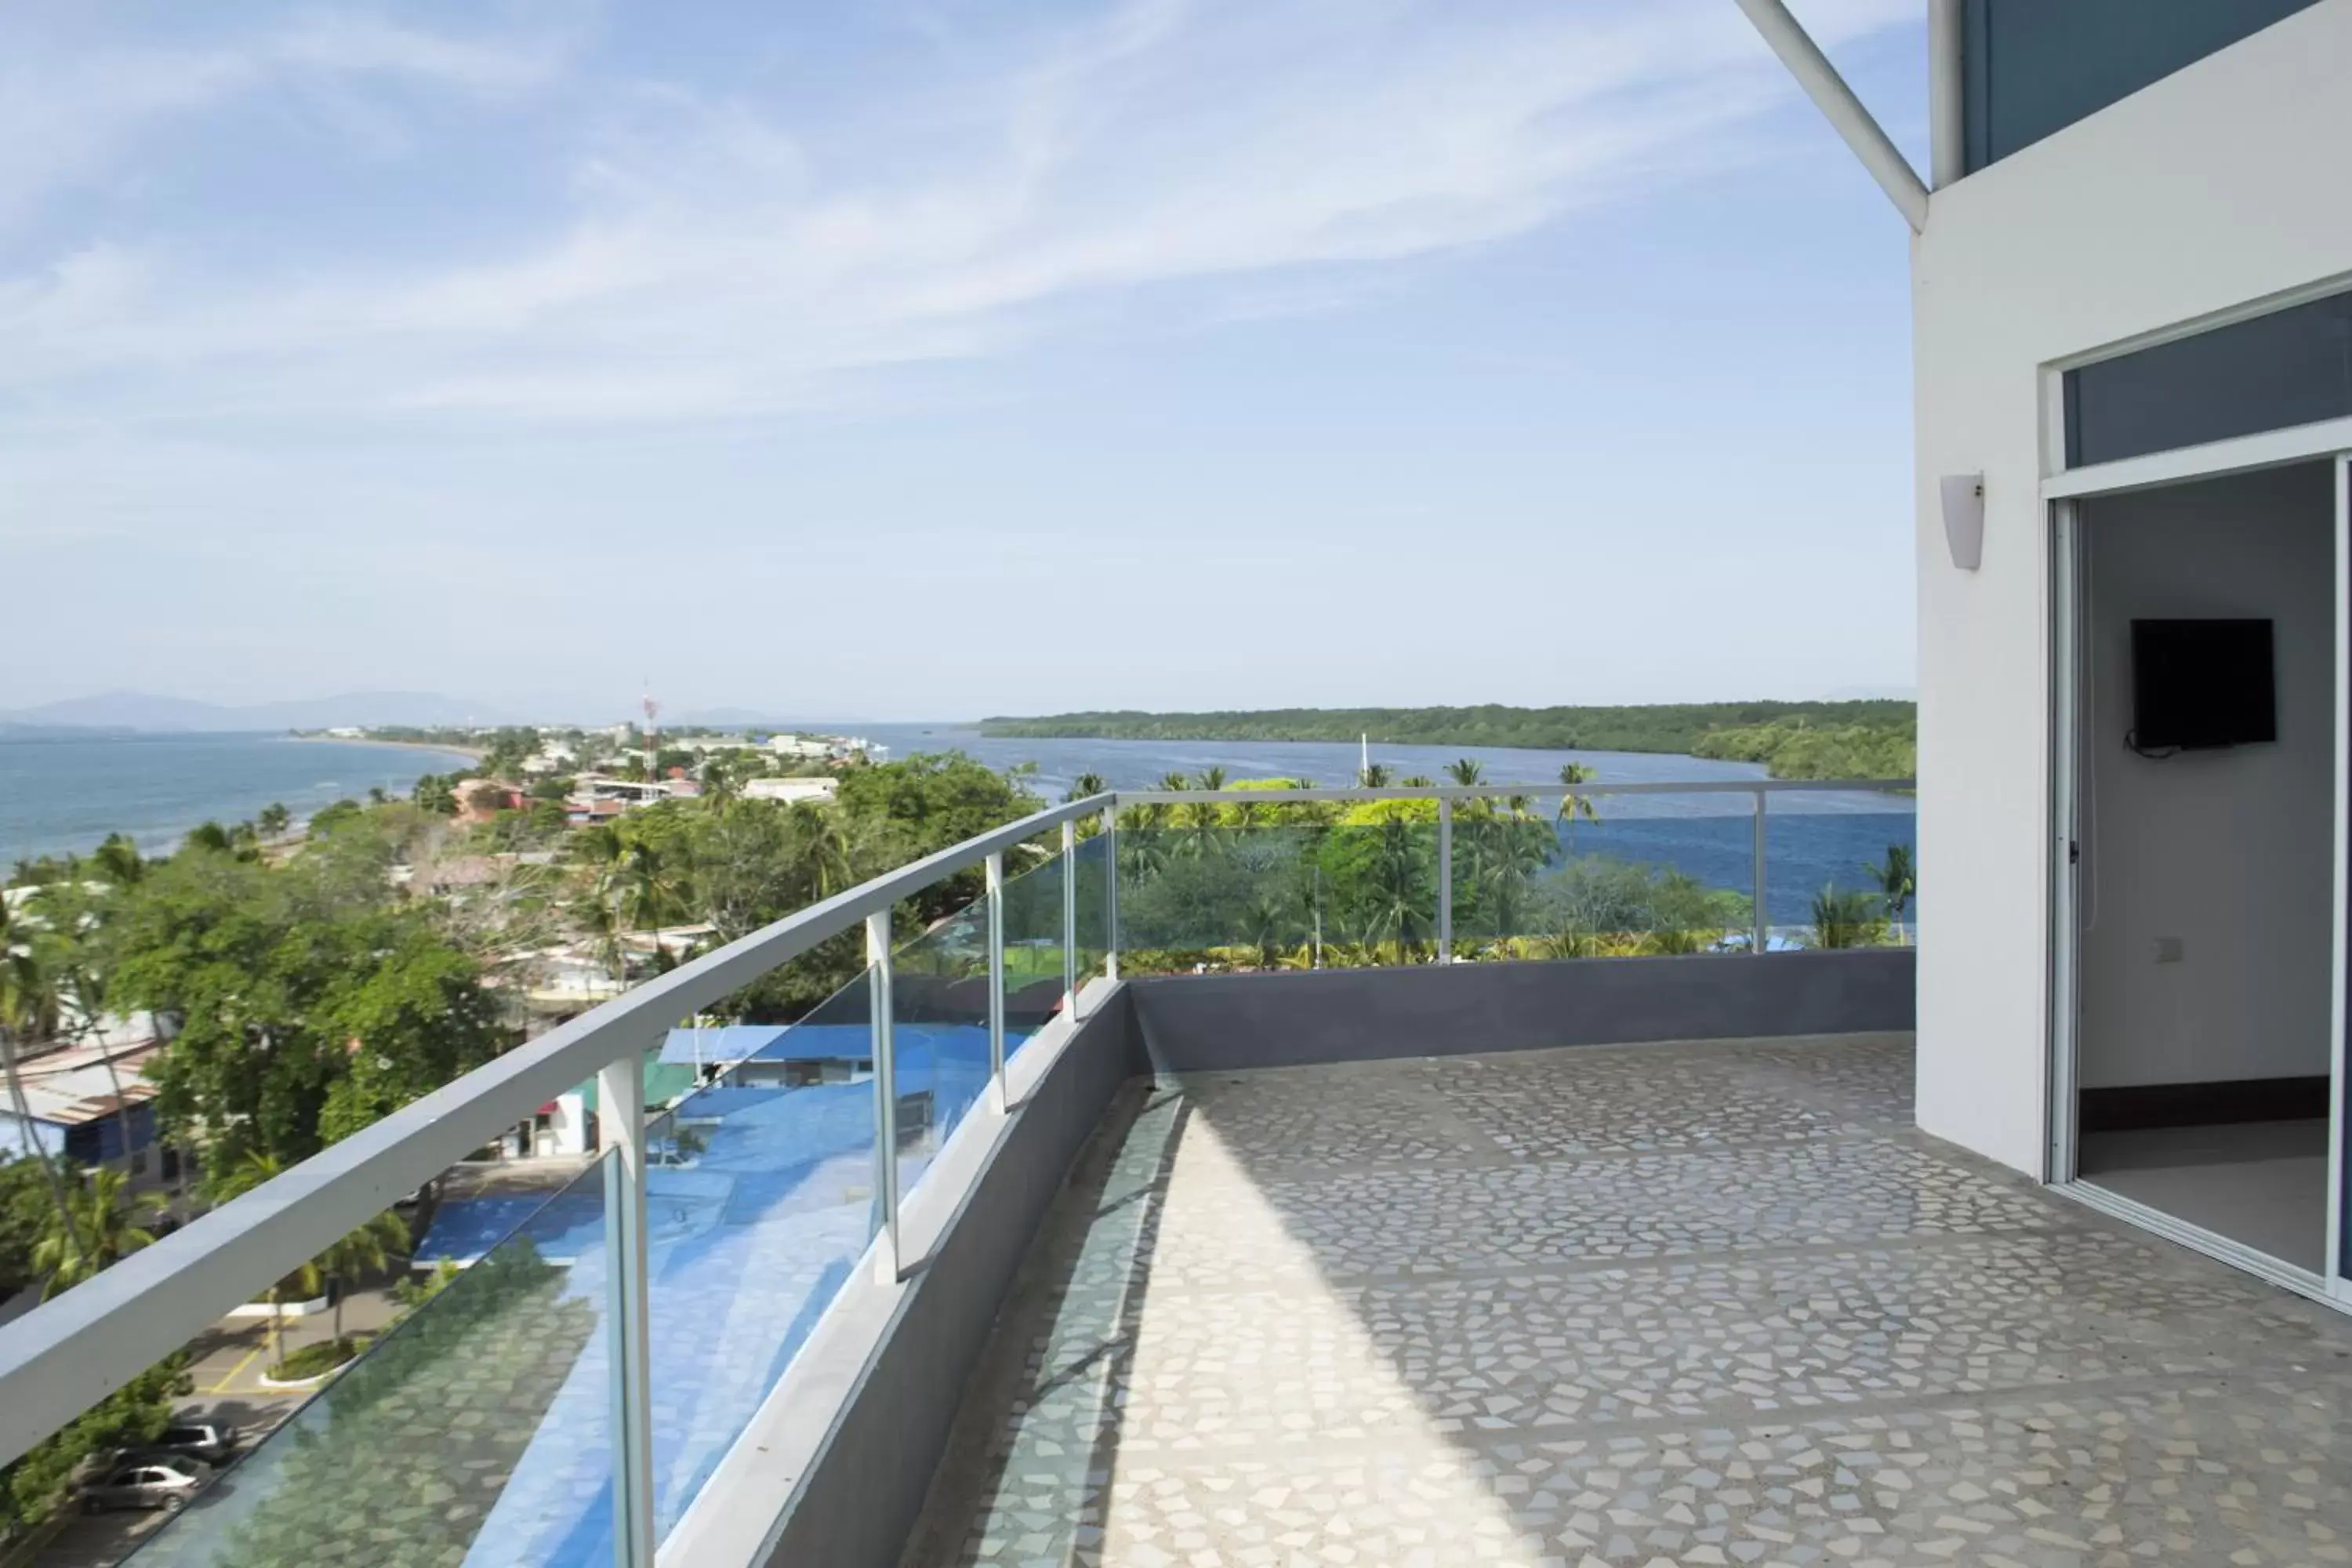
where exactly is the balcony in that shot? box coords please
[18,779,2339,1567]
[903,1033,2352,1566]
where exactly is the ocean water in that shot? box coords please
[0,732,477,866]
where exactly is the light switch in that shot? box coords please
[2154,936,2184,964]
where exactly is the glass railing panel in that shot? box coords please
[891,902,993,1200]
[1449,792,1757,958]
[1000,846,1067,1060]
[1073,828,1112,984]
[642,962,881,1540]
[1114,815,1441,971]
[128,1151,619,1568]
[1766,785,1918,950]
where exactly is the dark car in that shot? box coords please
[138,1421,240,1467]
[79,1458,208,1514]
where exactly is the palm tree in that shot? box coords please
[1359,761,1392,789]
[1556,763,1600,846]
[1352,816,1436,961]
[1867,844,1916,943]
[1809,885,1889,950]
[212,1152,323,1367]
[571,897,627,990]
[60,961,140,1180]
[89,833,143,887]
[1,906,85,1270]
[1240,892,1294,971]
[1065,771,1109,804]
[1444,758,1485,787]
[1195,766,1228,792]
[699,753,738,811]
[790,803,855,899]
[33,1167,158,1298]
[256,802,292,838]
[318,1210,410,1344]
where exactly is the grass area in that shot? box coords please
[267,1336,366,1381]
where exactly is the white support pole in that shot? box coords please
[1752,789,1770,955]
[596,1052,656,1568]
[985,851,1007,1112]
[1102,805,1120,983]
[1928,0,1965,188]
[1436,797,1454,963]
[1730,0,1930,231]
[1062,819,1079,1015]
[866,910,899,1283]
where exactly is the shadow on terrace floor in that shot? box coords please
[903,1033,2352,1567]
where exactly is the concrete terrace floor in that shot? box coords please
[904,1036,2352,1568]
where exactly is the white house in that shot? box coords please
[1734,0,2352,1308]
[740,775,839,805]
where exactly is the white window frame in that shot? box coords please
[2044,444,2352,1310]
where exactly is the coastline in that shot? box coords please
[285,734,485,762]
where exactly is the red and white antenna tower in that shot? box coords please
[641,688,660,775]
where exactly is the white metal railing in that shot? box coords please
[0,775,1911,1563]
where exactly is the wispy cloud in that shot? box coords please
[0,7,564,230]
[0,0,1911,432]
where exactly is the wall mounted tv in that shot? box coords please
[2129,618,2275,751]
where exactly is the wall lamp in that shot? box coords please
[1940,473,1984,571]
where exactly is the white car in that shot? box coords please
[80,1458,208,1514]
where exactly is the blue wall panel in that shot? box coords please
[1963,0,2321,171]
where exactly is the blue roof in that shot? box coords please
[659,1025,789,1065]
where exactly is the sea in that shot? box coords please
[0,732,477,866]
[0,725,1914,924]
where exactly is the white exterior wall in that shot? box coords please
[2078,467,2337,1090]
[1914,0,2352,1174]
[539,1091,590,1156]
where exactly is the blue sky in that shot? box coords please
[0,0,1925,721]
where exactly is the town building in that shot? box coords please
[739,775,838,805]
[0,1023,165,1174]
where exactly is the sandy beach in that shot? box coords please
[287,734,485,761]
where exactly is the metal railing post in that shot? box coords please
[1751,789,1769,955]
[1436,795,1454,963]
[867,909,899,1283]
[597,1051,656,1568]
[1062,818,1078,1014]
[985,851,1007,1110]
[1102,804,1120,983]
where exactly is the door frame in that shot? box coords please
[2044,446,2352,1308]
[2334,454,2350,1304]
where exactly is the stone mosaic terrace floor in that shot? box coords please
[904,1035,2352,1568]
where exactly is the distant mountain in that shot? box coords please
[0,690,521,733]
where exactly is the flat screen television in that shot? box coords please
[2129,618,2275,750]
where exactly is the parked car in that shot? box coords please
[142,1421,240,1466]
[79,1458,208,1514]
